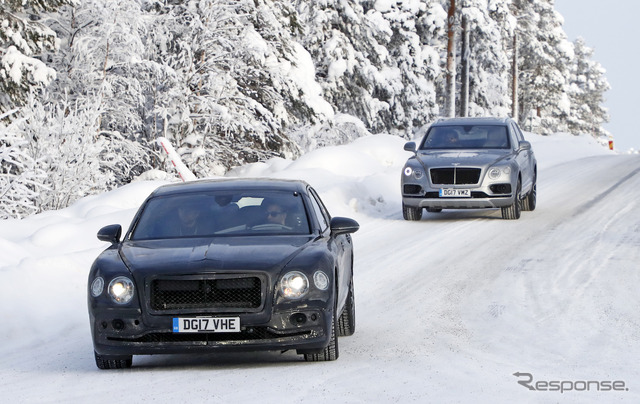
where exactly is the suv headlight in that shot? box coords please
[404,166,424,179]
[488,166,511,180]
[108,276,135,304]
[280,271,309,299]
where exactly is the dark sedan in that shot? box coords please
[88,179,359,369]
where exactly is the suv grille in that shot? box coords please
[430,168,481,185]
[150,276,263,312]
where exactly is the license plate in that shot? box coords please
[439,188,471,198]
[173,317,241,333]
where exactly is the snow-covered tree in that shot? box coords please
[566,37,610,137]
[294,0,441,138]
[459,0,512,118]
[511,0,573,134]
[0,0,66,112]
[1,90,151,218]
[0,108,48,219]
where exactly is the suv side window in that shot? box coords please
[308,188,329,232]
[509,122,524,149]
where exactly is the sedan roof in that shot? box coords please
[151,178,309,197]
[431,117,511,127]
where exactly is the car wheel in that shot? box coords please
[402,204,423,221]
[501,179,521,220]
[338,276,355,337]
[521,177,537,212]
[304,299,339,361]
[94,351,132,369]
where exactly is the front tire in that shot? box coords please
[304,300,339,361]
[521,177,537,212]
[501,179,521,220]
[94,351,132,369]
[338,277,356,337]
[403,204,423,221]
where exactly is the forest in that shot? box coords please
[0,0,610,219]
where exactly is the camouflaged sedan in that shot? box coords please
[401,117,537,220]
[88,179,359,369]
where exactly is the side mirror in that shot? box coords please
[404,141,417,153]
[330,217,360,236]
[97,224,122,244]
[518,140,532,151]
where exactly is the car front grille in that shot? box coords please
[150,276,264,312]
[430,168,481,185]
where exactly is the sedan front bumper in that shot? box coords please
[90,304,334,357]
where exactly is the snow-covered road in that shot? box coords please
[1,134,639,403]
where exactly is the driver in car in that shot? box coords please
[264,200,288,226]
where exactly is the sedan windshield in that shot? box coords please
[421,125,510,150]
[131,190,311,240]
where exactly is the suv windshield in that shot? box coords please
[421,125,510,150]
[130,190,311,240]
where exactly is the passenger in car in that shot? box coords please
[177,202,207,236]
[427,129,459,148]
[485,127,508,148]
[263,199,288,226]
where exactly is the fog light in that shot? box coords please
[112,319,125,330]
[290,313,307,325]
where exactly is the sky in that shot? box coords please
[554,0,639,152]
[3,130,640,402]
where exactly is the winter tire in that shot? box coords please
[403,204,423,221]
[501,179,521,220]
[94,351,132,369]
[521,176,537,212]
[338,276,356,337]
[304,298,339,361]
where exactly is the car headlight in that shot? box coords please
[313,271,329,291]
[280,271,309,299]
[108,276,135,304]
[404,166,424,179]
[488,166,511,180]
[90,277,104,297]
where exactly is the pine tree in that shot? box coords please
[460,0,512,118]
[566,37,610,137]
[0,0,67,112]
[511,0,573,134]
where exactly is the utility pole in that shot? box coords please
[460,14,470,117]
[511,32,518,121]
[445,0,456,117]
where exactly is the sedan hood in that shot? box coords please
[119,236,314,276]
[415,149,509,167]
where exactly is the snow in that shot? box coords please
[284,43,335,120]
[2,132,639,403]
[1,45,56,86]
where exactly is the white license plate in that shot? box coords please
[173,317,241,333]
[439,188,471,198]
